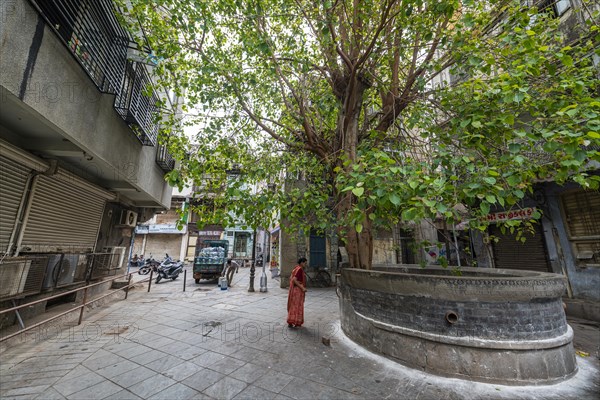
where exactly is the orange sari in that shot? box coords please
[287,265,306,326]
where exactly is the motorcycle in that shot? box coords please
[155,254,184,283]
[138,255,160,275]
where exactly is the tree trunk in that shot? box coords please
[344,219,373,270]
[334,76,372,269]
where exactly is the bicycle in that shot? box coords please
[305,266,332,288]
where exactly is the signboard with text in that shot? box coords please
[483,207,536,223]
[135,224,186,234]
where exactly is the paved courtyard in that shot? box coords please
[1,266,598,399]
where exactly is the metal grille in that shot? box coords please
[20,255,49,296]
[561,190,600,238]
[87,253,121,280]
[561,190,600,267]
[114,61,160,145]
[30,0,129,94]
[156,144,175,172]
[0,258,32,299]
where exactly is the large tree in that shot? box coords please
[119,0,600,269]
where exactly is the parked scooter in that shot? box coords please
[138,255,160,275]
[155,254,184,283]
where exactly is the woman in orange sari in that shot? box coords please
[287,257,307,328]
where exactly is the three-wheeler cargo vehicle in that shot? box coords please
[193,240,229,283]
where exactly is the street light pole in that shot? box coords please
[248,227,256,292]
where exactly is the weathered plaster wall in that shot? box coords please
[542,184,600,301]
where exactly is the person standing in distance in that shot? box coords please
[287,257,307,328]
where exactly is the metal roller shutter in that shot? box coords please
[490,224,551,273]
[0,155,31,254]
[20,169,113,253]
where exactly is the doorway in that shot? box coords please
[309,230,327,269]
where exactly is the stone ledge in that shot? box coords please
[341,298,578,385]
[356,309,574,350]
[339,265,578,385]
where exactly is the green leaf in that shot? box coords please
[586,131,600,139]
[507,175,521,186]
[560,55,573,67]
[355,223,363,233]
[471,121,483,128]
[573,150,587,162]
[424,199,436,207]
[503,114,515,125]
[352,187,365,197]
[389,193,401,206]
[513,92,525,103]
[402,208,418,221]
[508,143,521,153]
[480,202,490,215]
[566,108,578,117]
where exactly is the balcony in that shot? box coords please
[31,0,128,94]
[156,144,175,172]
[114,61,160,146]
[30,1,160,146]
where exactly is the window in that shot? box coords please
[536,0,571,18]
[561,190,600,268]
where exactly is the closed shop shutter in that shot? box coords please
[490,224,551,273]
[20,169,113,253]
[561,190,600,267]
[0,155,31,254]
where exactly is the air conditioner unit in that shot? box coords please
[102,247,127,269]
[119,210,138,227]
[0,258,32,298]
[42,254,79,289]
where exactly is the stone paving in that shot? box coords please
[0,266,598,399]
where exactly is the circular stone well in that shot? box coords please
[338,265,577,385]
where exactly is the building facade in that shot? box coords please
[0,0,175,325]
[426,0,600,302]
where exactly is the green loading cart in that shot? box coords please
[193,240,229,283]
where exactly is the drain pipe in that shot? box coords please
[452,226,461,268]
[12,175,40,257]
[551,226,573,299]
[4,171,36,259]
[445,311,459,324]
[126,229,136,274]
[13,160,58,257]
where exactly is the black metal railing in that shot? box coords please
[30,0,129,94]
[156,144,175,172]
[114,61,160,145]
[30,0,163,146]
